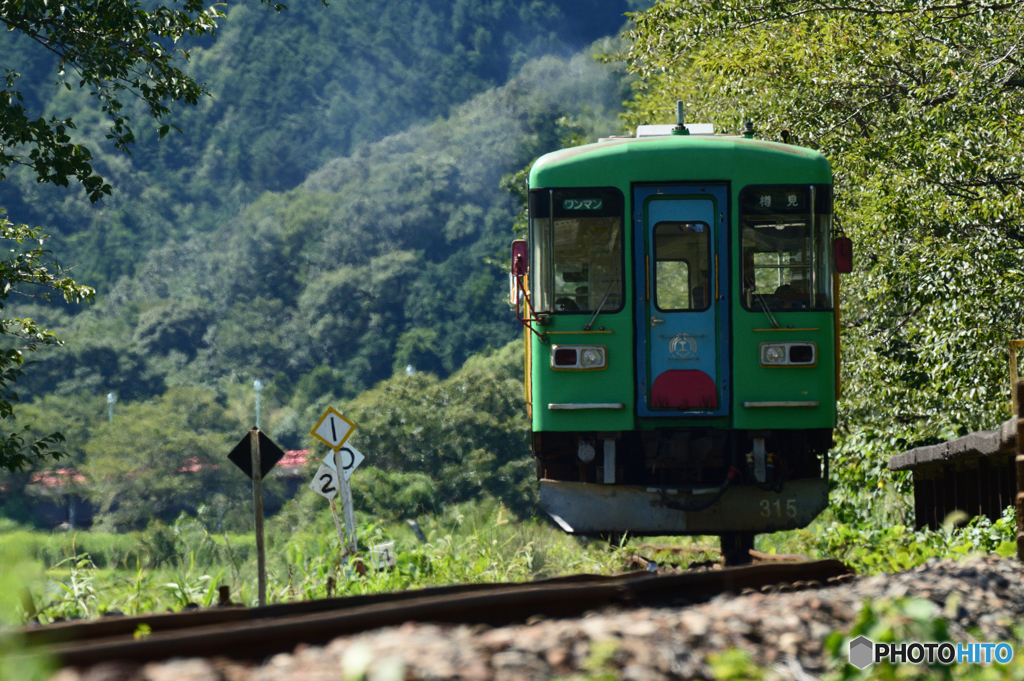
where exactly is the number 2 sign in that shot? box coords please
[310,463,339,499]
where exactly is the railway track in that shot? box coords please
[11,559,852,670]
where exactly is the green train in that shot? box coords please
[510,113,853,564]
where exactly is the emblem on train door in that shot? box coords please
[668,333,698,360]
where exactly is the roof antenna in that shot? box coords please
[671,100,689,136]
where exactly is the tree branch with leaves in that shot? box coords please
[1,0,321,202]
[0,210,93,470]
[624,0,1024,522]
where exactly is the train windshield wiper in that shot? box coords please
[747,282,779,329]
[584,278,618,331]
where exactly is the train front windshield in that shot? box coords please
[528,188,625,314]
[740,185,834,311]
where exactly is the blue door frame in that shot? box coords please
[634,184,730,418]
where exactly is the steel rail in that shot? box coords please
[14,560,851,669]
[15,571,627,647]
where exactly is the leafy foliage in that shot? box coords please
[0,213,92,471]
[0,0,332,473]
[1,338,530,529]
[328,340,534,517]
[756,505,1018,575]
[0,0,632,484]
[3,500,631,618]
[813,508,1017,575]
[624,0,1024,521]
[0,0,632,288]
[80,388,242,531]
[0,0,323,202]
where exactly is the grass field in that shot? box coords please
[0,497,1019,681]
[0,496,1016,624]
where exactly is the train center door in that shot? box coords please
[634,185,730,417]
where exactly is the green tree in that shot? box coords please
[0,0,324,471]
[624,0,1024,520]
[82,387,240,530]
[320,340,534,517]
[0,0,323,201]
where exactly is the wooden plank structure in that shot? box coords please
[888,381,1023,559]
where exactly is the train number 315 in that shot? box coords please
[760,498,798,519]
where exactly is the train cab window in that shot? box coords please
[654,221,710,311]
[528,188,624,314]
[740,185,833,312]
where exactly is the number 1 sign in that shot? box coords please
[312,407,355,450]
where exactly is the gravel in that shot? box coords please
[49,555,1024,681]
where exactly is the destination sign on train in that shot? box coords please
[741,188,808,212]
[562,199,603,211]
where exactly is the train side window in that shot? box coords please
[739,185,833,312]
[528,187,625,315]
[654,221,710,311]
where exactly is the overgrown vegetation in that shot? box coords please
[0,500,627,618]
[2,47,631,456]
[0,215,93,472]
[0,0,634,488]
[0,497,1015,624]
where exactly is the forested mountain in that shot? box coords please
[0,0,636,505]
[0,0,636,290]
[17,52,628,448]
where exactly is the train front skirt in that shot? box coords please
[539,479,828,535]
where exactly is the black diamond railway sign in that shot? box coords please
[227,429,286,480]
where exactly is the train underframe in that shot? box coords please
[532,428,832,564]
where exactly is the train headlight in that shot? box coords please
[551,345,607,370]
[762,344,787,364]
[760,342,817,367]
[580,348,605,368]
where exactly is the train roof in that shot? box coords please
[530,133,832,189]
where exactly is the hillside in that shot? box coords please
[14,51,629,431]
[0,0,639,526]
[0,0,636,290]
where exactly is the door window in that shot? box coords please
[654,221,710,312]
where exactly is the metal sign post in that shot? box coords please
[309,457,347,551]
[328,498,347,553]
[227,429,286,608]
[1016,380,1023,560]
[337,449,357,554]
[250,430,267,607]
